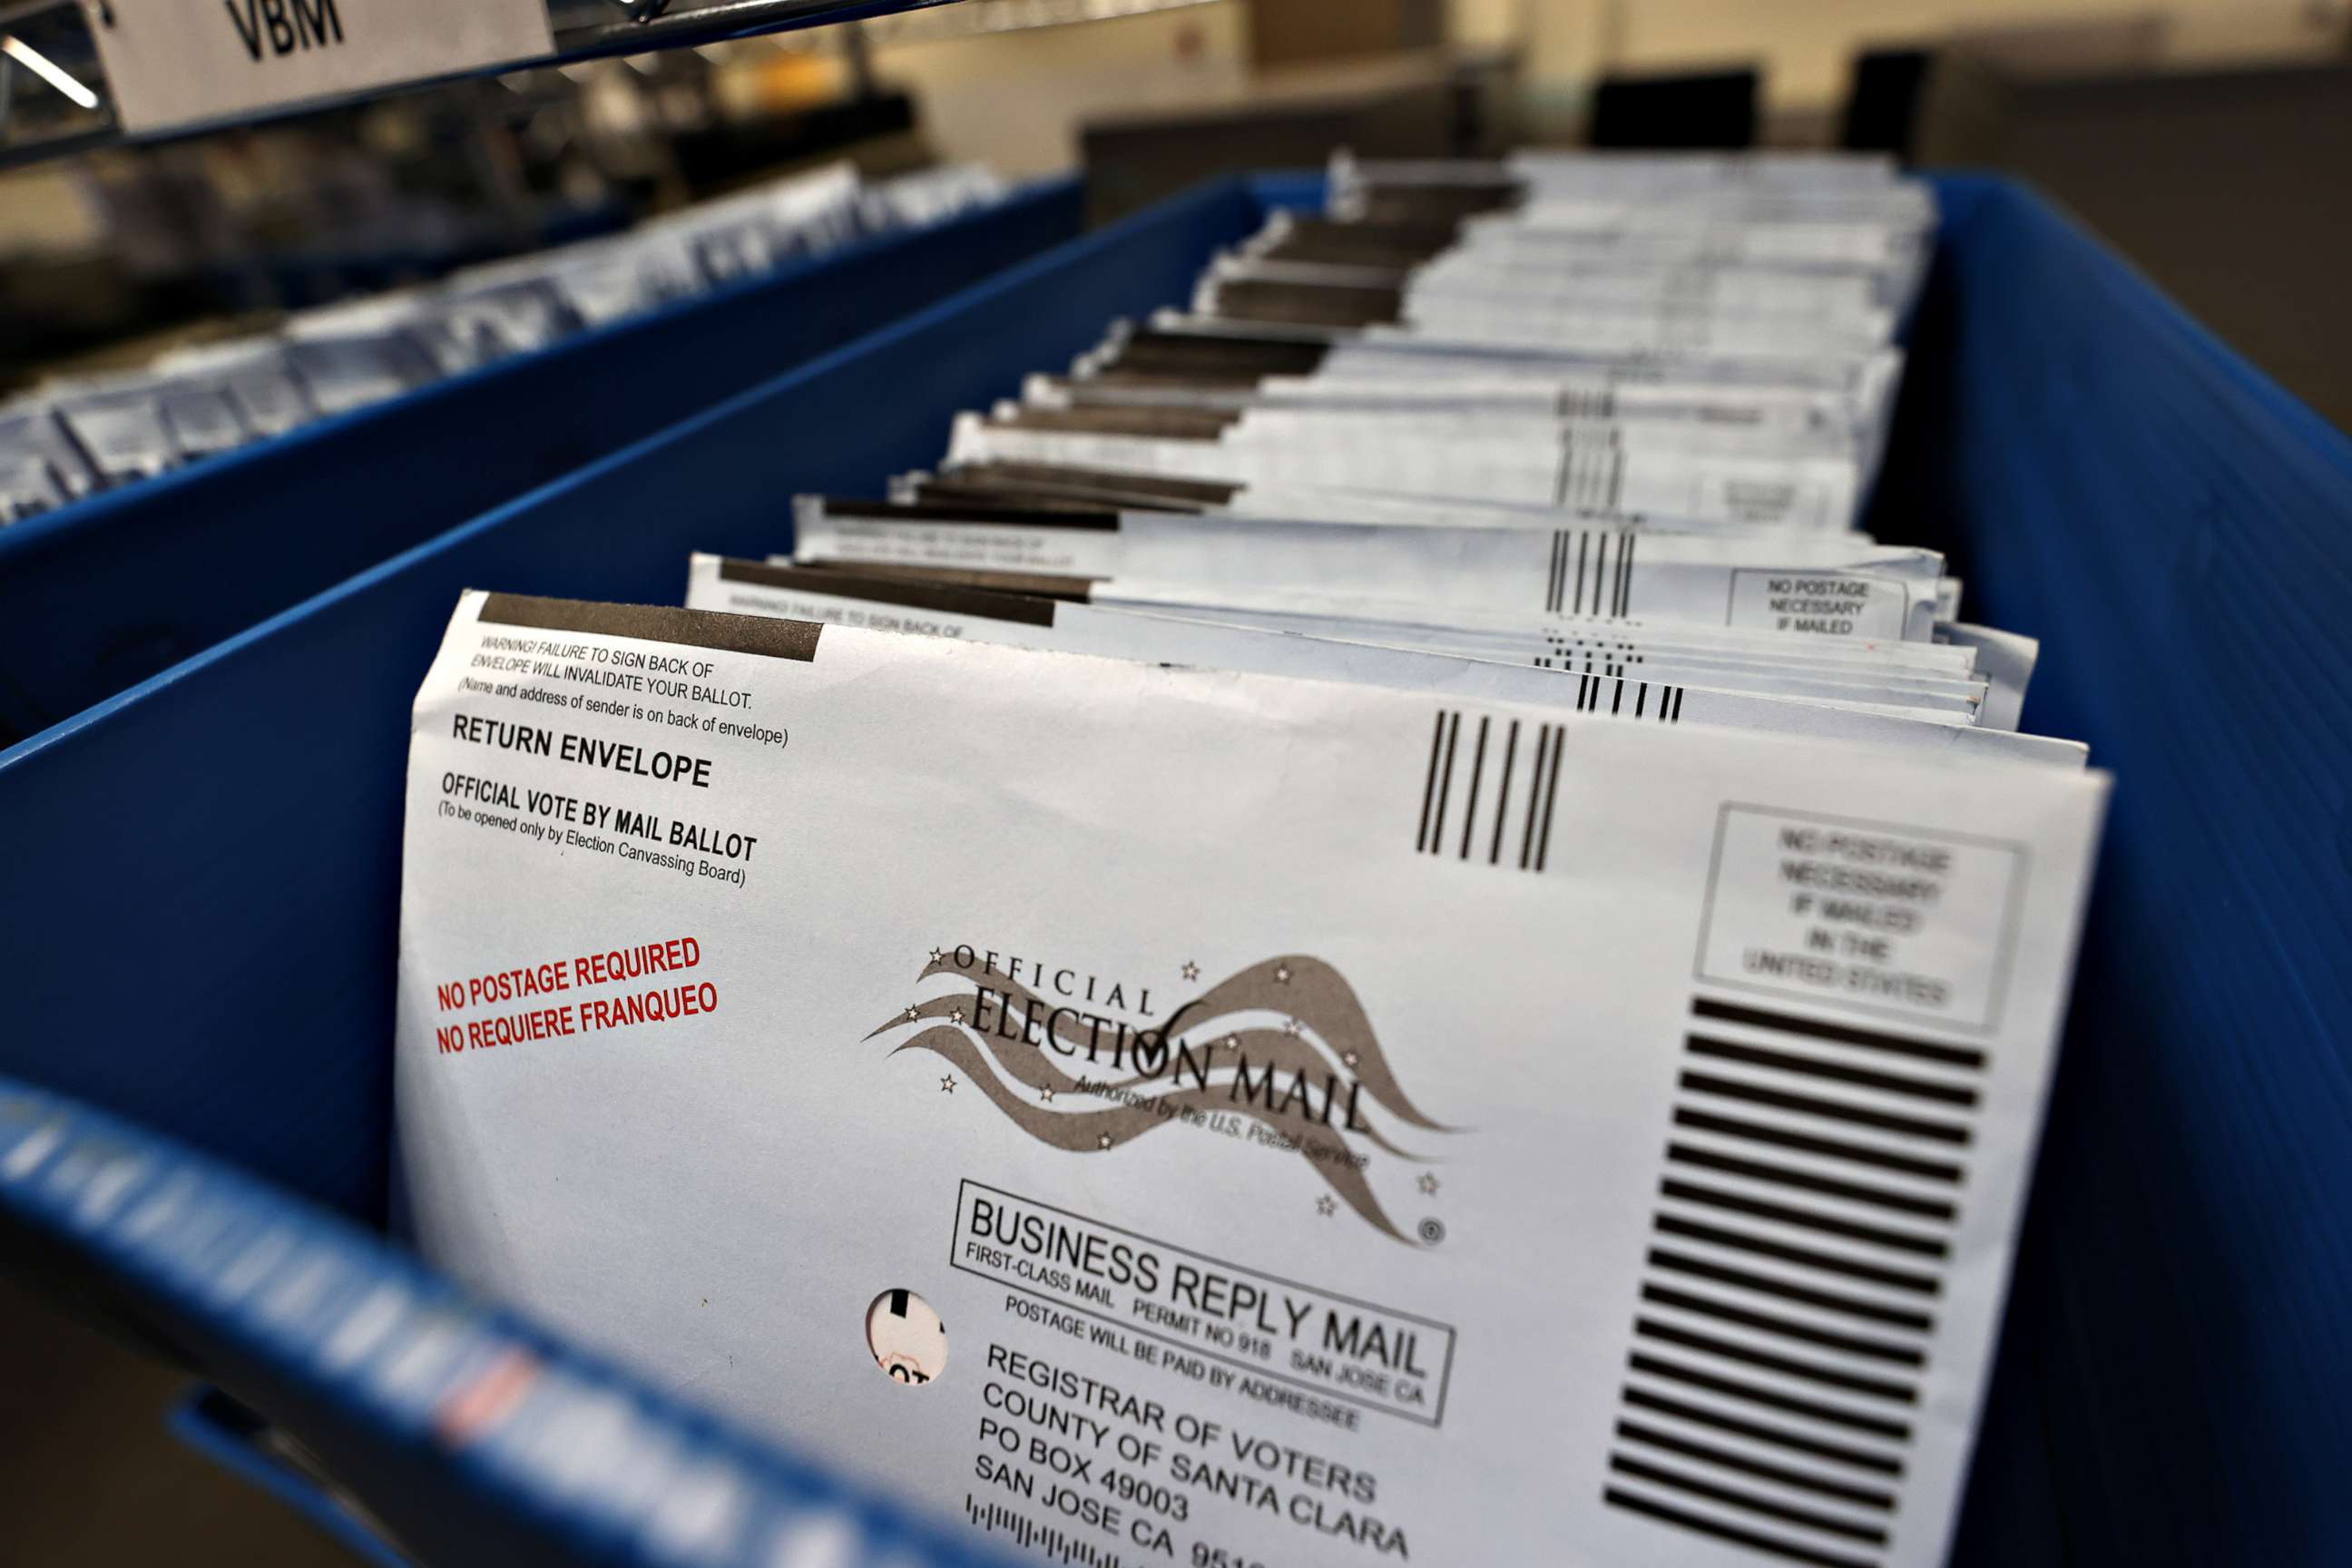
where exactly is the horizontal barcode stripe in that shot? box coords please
[1635,1320,1918,1404]
[1692,998,1986,1070]
[1615,1420,1897,1510]
[1602,987,1982,1564]
[1673,1110,1965,1183]
[1661,1179,1950,1259]
[1680,1070,1973,1145]
[1610,1455,1890,1544]
[1689,1035,1980,1108]
[1603,1489,1879,1568]
[1642,1283,1923,1367]
[1628,1354,1914,1441]
[1668,1143,1957,1220]
[1622,1387,1907,1475]
[1648,1249,1935,1333]
[1654,1216,1942,1296]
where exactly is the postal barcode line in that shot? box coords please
[1534,653,1650,677]
[1544,529,1636,615]
[1627,1354,1913,1441]
[1491,720,1521,860]
[1614,1420,1898,1508]
[1622,1387,1907,1475]
[1651,1215,1940,1295]
[1647,1250,1935,1333]
[1658,1176,1950,1259]
[1688,1036,1981,1108]
[1551,440,1630,514]
[1691,998,1990,1071]
[1606,1487,1879,1568]
[1458,715,1491,860]
[1525,723,1561,870]
[1542,632,1642,652]
[1416,711,1564,869]
[1611,1454,1891,1544]
[1672,1109,1964,1183]
[1598,997,1994,1566]
[965,1495,1124,1567]
[1666,1145,1957,1221]
[1639,1283,1925,1366]
[1415,699,1675,868]
[1555,387,1619,422]
[1564,674,1681,721]
[1634,1319,1918,1405]
[1677,1073,1975,1146]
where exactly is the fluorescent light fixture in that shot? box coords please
[3,34,100,110]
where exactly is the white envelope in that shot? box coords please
[398,589,2108,1568]
[790,499,1944,640]
[945,417,1863,528]
[688,559,2077,765]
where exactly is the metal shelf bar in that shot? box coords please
[0,0,972,167]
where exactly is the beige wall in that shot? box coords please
[1464,0,2345,116]
[804,0,2343,176]
[0,168,103,260]
[868,3,1250,178]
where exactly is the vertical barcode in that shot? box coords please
[1553,434,1632,515]
[1544,529,1638,616]
[1554,386,1620,421]
[1417,697,1682,867]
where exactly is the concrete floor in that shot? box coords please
[0,1275,365,1566]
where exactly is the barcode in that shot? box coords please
[1598,997,1992,1568]
[965,1495,1126,1567]
[1416,698,1684,869]
[1553,441,1629,514]
[1544,528,1637,615]
[1554,387,1620,422]
[1534,651,1650,676]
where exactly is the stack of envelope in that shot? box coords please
[396,152,2108,1568]
[697,153,2053,773]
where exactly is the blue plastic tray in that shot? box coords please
[0,1081,1021,1568]
[2,171,2347,1563]
[0,178,1083,747]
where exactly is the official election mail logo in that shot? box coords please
[868,946,1454,1242]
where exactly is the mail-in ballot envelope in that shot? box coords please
[397,591,2106,1568]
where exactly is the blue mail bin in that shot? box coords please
[0,177,1083,748]
[2,172,2348,1563]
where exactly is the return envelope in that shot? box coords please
[397,591,2106,1568]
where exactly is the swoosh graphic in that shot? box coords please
[870,950,1456,1243]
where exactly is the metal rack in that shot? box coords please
[850,0,1216,46]
[0,0,1224,165]
[0,0,966,166]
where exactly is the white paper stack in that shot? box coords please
[396,152,2105,1568]
[710,154,2062,775]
